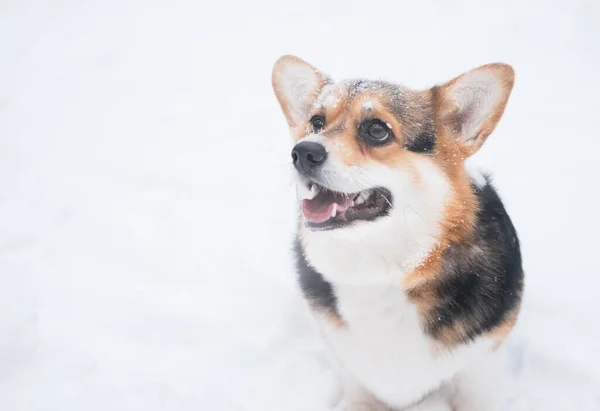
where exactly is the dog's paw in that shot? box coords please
[333,400,389,411]
[405,400,452,411]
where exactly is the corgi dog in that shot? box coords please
[272,56,523,411]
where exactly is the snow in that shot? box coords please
[1,0,599,410]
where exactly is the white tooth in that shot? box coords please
[355,191,370,205]
[309,184,319,199]
[331,203,337,218]
[296,184,313,200]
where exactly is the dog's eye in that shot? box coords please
[368,122,389,140]
[310,115,325,133]
[360,119,393,145]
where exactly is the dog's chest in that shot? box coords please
[321,284,481,408]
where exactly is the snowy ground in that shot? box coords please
[1,0,600,410]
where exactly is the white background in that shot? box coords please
[1,0,599,410]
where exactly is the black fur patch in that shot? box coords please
[405,126,436,153]
[424,177,524,343]
[293,238,339,316]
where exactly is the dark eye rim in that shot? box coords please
[309,115,326,133]
[359,118,394,146]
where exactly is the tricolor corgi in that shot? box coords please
[272,56,523,411]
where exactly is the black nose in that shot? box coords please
[291,141,328,174]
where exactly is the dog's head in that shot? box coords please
[272,55,514,284]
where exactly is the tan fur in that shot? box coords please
[317,308,346,329]
[402,89,480,292]
[402,157,479,291]
[487,301,521,349]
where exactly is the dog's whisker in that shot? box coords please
[403,203,431,228]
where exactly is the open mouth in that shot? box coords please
[297,182,393,230]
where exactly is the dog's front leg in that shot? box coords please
[403,385,454,411]
[451,349,506,411]
[330,371,390,411]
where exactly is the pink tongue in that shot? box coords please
[301,191,353,224]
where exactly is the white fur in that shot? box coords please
[319,283,497,410]
[465,160,487,188]
[314,83,344,110]
[451,346,507,411]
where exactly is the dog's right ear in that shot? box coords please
[435,63,515,157]
[272,55,329,128]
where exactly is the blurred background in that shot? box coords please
[1,0,599,410]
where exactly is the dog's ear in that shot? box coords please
[435,63,515,157]
[272,55,329,128]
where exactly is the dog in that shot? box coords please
[272,55,523,411]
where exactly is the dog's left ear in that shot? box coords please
[435,63,515,157]
[272,55,329,128]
